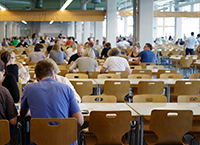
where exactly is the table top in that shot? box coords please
[69,79,97,84]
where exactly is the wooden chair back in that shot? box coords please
[28,62,37,65]
[89,111,131,145]
[103,80,130,102]
[108,71,129,78]
[13,48,24,55]
[189,73,200,79]
[129,65,142,69]
[149,110,193,144]
[161,49,170,57]
[17,82,23,98]
[157,69,177,78]
[171,49,181,55]
[80,71,100,78]
[140,63,156,69]
[128,74,151,79]
[132,69,152,76]
[177,95,200,103]
[174,81,200,95]
[70,80,93,98]
[0,120,10,145]
[65,73,88,79]
[82,95,117,103]
[97,74,120,79]
[160,73,182,79]
[146,65,164,70]
[152,49,158,55]
[56,62,66,65]
[57,69,68,77]
[133,94,167,103]
[30,118,77,145]
[180,57,193,68]
[137,81,164,94]
[25,48,34,56]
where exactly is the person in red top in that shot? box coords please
[66,37,72,45]
[88,37,95,45]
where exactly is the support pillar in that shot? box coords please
[17,23,20,37]
[175,1,182,41]
[12,22,17,36]
[7,22,12,38]
[68,21,75,37]
[83,22,90,42]
[124,17,128,36]
[76,22,82,43]
[106,0,117,47]
[0,22,6,43]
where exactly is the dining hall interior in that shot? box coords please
[2,0,200,145]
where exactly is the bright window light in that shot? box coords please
[60,0,73,11]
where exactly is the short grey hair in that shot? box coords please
[83,48,96,59]
[108,48,121,56]
[43,58,60,74]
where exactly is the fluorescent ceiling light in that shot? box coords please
[157,0,173,5]
[22,20,27,24]
[0,4,7,11]
[49,20,54,25]
[60,0,73,11]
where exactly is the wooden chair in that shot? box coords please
[161,49,170,57]
[65,73,88,79]
[177,95,200,103]
[82,95,117,103]
[171,49,181,55]
[17,82,23,98]
[30,118,77,145]
[133,94,167,103]
[132,69,152,77]
[97,74,120,79]
[102,80,130,102]
[128,74,151,79]
[84,111,131,145]
[0,120,10,145]
[146,65,164,70]
[157,69,177,78]
[57,69,68,77]
[140,63,156,69]
[160,73,182,79]
[137,81,164,95]
[56,62,66,65]
[13,48,24,55]
[25,48,34,56]
[108,71,129,78]
[129,65,142,69]
[144,110,193,145]
[28,62,37,65]
[70,80,93,98]
[189,73,200,79]
[179,57,193,78]
[80,71,100,78]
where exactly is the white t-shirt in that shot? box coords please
[186,36,197,49]
[66,48,77,57]
[103,56,130,71]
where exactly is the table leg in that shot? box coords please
[135,116,140,145]
[96,84,100,95]
[176,60,178,69]
[193,63,195,73]
[169,59,171,69]
[140,115,144,145]
[166,84,171,102]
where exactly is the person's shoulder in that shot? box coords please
[5,74,16,80]
[0,85,10,94]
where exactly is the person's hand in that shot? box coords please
[19,74,24,79]
[70,61,74,65]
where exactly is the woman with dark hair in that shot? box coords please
[0,60,19,103]
[26,44,46,64]
[128,43,141,58]
[1,51,19,82]
[32,33,37,45]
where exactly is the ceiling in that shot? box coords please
[0,0,195,11]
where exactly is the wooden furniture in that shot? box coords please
[132,69,152,76]
[129,65,142,69]
[97,74,120,79]
[108,71,129,78]
[140,63,156,69]
[157,69,177,78]
[146,65,164,70]
[179,57,193,78]
[189,73,200,79]
[57,69,68,77]
[17,82,23,98]
[80,71,100,78]
[160,73,182,79]
[65,73,88,79]
[137,81,165,95]
[103,80,130,102]
[82,95,117,103]
[128,74,151,79]
[144,110,193,145]
[25,48,34,56]
[70,80,93,98]
[171,49,181,55]
[177,95,200,103]
[30,118,77,145]
[133,94,167,103]
[13,48,24,55]
[84,111,131,145]
[0,120,10,145]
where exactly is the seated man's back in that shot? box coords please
[139,50,156,63]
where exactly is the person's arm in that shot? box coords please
[26,57,31,65]
[20,108,28,118]
[126,67,132,75]
[184,40,188,50]
[72,112,84,126]
[100,67,107,74]
[69,61,77,72]
[9,117,17,126]
[131,57,141,65]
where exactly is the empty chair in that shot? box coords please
[65,73,88,79]
[30,118,77,145]
[84,111,131,145]
[82,95,117,103]
[146,65,164,70]
[97,74,120,79]
[137,81,164,95]
[179,57,193,78]
[13,48,24,55]
[171,49,181,55]
[160,73,182,79]
[133,94,167,103]
[144,110,193,145]
[0,120,10,144]
[189,73,200,79]
[108,71,129,78]
[57,69,68,77]
[80,71,100,78]
[70,80,93,98]
[128,74,151,79]
[140,63,156,69]
[103,80,130,102]
[129,65,142,69]
[132,69,152,76]
[177,95,200,103]
[25,48,34,56]
[157,69,177,78]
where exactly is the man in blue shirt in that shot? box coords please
[20,59,84,125]
[131,43,156,64]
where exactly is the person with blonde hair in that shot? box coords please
[50,44,69,62]
[100,48,131,74]
[69,48,98,72]
[66,41,77,57]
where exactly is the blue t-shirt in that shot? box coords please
[138,50,156,63]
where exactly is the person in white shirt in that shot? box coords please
[100,48,131,74]
[94,39,103,50]
[184,32,197,55]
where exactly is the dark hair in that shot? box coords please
[105,42,111,48]
[88,37,91,41]
[32,33,36,39]
[145,43,152,50]
[88,42,94,47]
[55,40,60,44]
[133,43,141,49]
[34,44,43,52]
[0,60,5,72]
[0,51,10,74]
[191,32,194,36]
[35,60,54,80]
[197,34,200,37]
